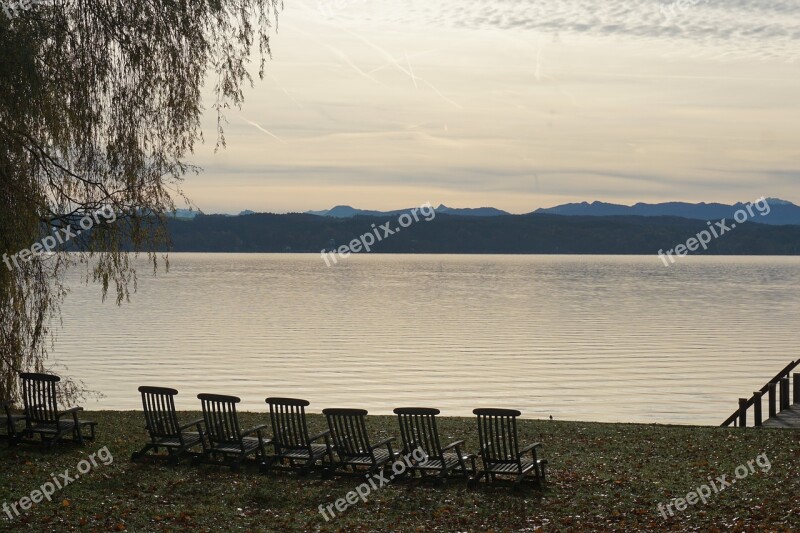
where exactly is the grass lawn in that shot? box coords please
[1,411,798,532]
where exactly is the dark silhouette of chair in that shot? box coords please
[394,407,476,483]
[1,401,24,446]
[131,387,204,463]
[471,408,547,487]
[264,397,333,474]
[323,408,398,477]
[195,393,270,471]
[19,373,96,447]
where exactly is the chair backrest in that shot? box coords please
[323,408,372,458]
[139,386,181,439]
[20,373,60,424]
[266,397,312,449]
[198,394,242,445]
[474,408,521,463]
[393,407,443,458]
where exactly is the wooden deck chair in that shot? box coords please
[131,386,204,463]
[264,397,333,474]
[471,408,547,488]
[19,373,96,448]
[394,407,476,484]
[323,408,398,477]
[195,394,270,471]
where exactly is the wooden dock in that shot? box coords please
[722,360,800,429]
[762,404,800,429]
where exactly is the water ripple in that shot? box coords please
[52,254,800,426]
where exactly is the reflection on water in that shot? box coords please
[54,254,800,425]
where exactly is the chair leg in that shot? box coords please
[438,460,453,483]
[232,454,243,472]
[468,469,483,488]
[192,449,210,466]
[131,443,155,462]
[75,426,85,446]
[49,429,69,449]
[460,457,477,480]
[264,455,279,473]
[256,446,268,473]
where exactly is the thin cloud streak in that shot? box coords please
[240,116,285,142]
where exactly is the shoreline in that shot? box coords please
[60,410,735,428]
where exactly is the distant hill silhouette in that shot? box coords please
[535,198,800,225]
[305,204,509,218]
[163,212,800,255]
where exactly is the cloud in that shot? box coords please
[348,0,800,61]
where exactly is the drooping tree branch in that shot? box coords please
[0,0,283,402]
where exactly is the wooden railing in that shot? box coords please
[721,360,800,427]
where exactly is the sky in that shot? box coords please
[184,0,800,214]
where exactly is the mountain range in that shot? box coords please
[172,199,800,226]
[533,198,799,226]
[302,199,800,225]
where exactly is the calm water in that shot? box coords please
[53,254,800,425]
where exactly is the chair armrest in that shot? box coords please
[57,406,84,419]
[179,418,204,432]
[370,437,396,451]
[241,424,268,439]
[441,440,465,453]
[308,429,331,443]
[518,442,542,460]
[519,443,541,455]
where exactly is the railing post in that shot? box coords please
[738,398,747,428]
[794,373,800,404]
[769,382,777,418]
[781,377,790,411]
[753,391,763,427]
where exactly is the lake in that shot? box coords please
[53,254,800,425]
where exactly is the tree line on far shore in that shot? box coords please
[162,213,800,255]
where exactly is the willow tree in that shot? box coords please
[0,0,281,401]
